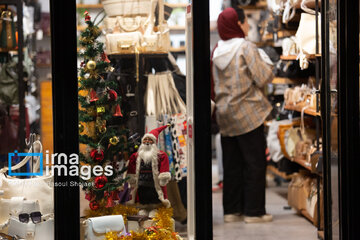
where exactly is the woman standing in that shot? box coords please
[211,7,274,223]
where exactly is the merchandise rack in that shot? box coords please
[0,0,25,151]
[108,53,172,136]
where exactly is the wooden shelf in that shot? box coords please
[239,1,267,9]
[280,54,320,60]
[272,77,308,85]
[76,4,103,9]
[165,3,187,8]
[267,165,294,180]
[284,104,320,116]
[170,46,185,52]
[36,63,51,68]
[169,25,185,30]
[318,230,324,240]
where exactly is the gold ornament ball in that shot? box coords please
[110,136,119,145]
[79,123,85,134]
[86,60,96,70]
[99,126,107,134]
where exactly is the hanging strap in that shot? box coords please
[0,140,42,174]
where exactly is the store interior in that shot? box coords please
[0,0,358,239]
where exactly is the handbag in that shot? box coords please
[8,215,54,240]
[103,0,170,54]
[0,61,18,105]
[84,215,126,240]
[0,141,54,216]
[295,11,321,69]
[102,0,152,17]
[277,118,301,159]
[0,197,40,232]
[0,10,16,51]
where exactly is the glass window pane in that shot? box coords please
[77,1,190,239]
[0,1,54,239]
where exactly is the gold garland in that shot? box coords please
[103,207,183,240]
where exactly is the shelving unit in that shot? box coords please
[284,104,320,116]
[272,77,308,85]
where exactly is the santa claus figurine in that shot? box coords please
[127,125,172,212]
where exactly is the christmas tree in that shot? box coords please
[78,11,130,211]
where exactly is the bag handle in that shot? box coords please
[300,105,309,139]
[0,140,43,174]
[301,0,316,15]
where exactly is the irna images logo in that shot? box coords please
[8,151,113,180]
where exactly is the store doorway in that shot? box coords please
[210,0,324,239]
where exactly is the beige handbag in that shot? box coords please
[102,0,152,17]
[104,0,170,54]
[0,141,54,217]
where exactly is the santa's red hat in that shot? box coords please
[142,124,170,143]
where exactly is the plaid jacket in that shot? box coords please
[212,39,273,136]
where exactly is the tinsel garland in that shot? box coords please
[103,207,183,240]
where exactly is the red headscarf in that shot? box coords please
[217,7,245,40]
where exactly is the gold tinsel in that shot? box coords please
[103,207,183,240]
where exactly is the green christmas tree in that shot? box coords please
[78,11,130,211]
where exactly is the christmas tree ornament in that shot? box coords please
[90,89,99,102]
[89,200,100,210]
[108,89,118,101]
[106,66,115,72]
[99,125,107,134]
[109,136,119,145]
[79,123,85,134]
[84,73,90,79]
[113,104,123,117]
[94,175,108,189]
[96,106,106,114]
[86,60,96,70]
[84,11,91,22]
[101,52,111,63]
[90,148,104,162]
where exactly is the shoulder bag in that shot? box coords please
[0,141,54,216]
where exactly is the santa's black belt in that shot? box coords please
[138,180,155,187]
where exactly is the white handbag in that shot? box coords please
[104,0,170,54]
[0,197,40,232]
[84,215,126,240]
[0,141,54,217]
[102,0,152,17]
[8,215,54,240]
[105,32,143,54]
[295,12,321,69]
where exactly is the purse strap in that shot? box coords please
[0,140,43,174]
[300,105,309,139]
[301,0,316,15]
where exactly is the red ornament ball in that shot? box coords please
[108,89,118,101]
[89,200,100,210]
[90,149,104,162]
[95,176,108,189]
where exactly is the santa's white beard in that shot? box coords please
[138,143,159,164]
